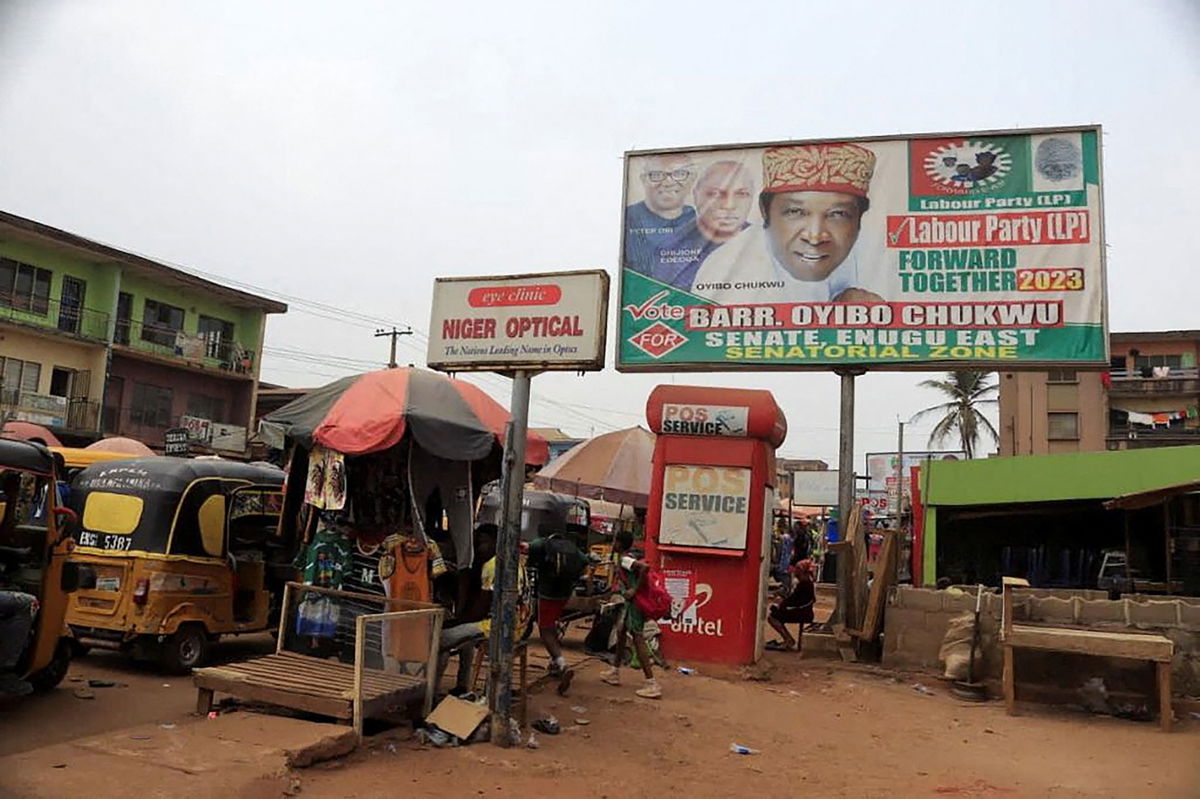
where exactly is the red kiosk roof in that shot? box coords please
[645,385,787,448]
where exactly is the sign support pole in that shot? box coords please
[894,420,905,521]
[488,369,532,746]
[833,369,863,626]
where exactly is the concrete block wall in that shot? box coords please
[884,586,1200,697]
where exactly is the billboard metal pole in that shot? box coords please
[834,369,862,626]
[894,421,905,521]
[488,369,532,746]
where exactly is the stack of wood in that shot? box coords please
[831,509,898,661]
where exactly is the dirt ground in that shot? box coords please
[0,633,276,757]
[295,651,1200,799]
[3,627,1198,798]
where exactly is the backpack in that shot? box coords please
[541,534,588,585]
[634,567,673,621]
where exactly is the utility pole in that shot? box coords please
[374,326,412,368]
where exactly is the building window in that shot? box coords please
[1133,354,1183,377]
[141,299,185,347]
[186,393,226,423]
[115,292,133,345]
[128,382,173,428]
[198,316,235,360]
[1047,369,1077,384]
[0,357,42,400]
[0,257,52,316]
[1047,412,1079,440]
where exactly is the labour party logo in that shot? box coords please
[911,138,1013,196]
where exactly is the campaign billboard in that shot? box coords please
[865,450,965,493]
[427,270,609,372]
[617,126,1106,371]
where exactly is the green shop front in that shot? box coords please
[914,446,1200,592]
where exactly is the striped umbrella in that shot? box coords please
[262,367,548,464]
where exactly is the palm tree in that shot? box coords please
[912,370,999,459]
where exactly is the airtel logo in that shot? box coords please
[623,290,685,321]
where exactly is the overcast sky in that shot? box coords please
[1,1,1197,467]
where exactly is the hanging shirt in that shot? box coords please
[301,527,353,590]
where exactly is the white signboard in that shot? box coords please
[660,403,749,437]
[181,415,212,443]
[790,470,840,506]
[659,464,751,550]
[426,270,610,371]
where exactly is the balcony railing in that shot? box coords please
[1110,367,1200,380]
[0,292,110,341]
[0,390,98,431]
[113,318,256,375]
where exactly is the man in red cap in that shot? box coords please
[693,142,883,304]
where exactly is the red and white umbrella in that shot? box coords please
[263,367,549,465]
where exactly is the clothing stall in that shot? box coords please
[261,367,549,668]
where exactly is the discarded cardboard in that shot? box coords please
[426,696,490,740]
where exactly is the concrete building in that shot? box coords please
[998,330,1200,456]
[0,210,286,452]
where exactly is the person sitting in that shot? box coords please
[436,524,498,697]
[765,559,816,652]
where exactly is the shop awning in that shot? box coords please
[1104,480,1200,511]
[919,445,1200,508]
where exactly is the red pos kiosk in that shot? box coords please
[643,386,787,665]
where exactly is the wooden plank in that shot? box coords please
[196,688,213,715]
[851,531,896,643]
[1007,625,1173,661]
[203,654,423,695]
[354,615,366,738]
[193,675,351,719]
[194,670,351,704]
[1003,645,1015,714]
[234,656,412,692]
[223,664,417,699]
[1158,661,1173,732]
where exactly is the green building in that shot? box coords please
[0,210,286,452]
[918,446,1200,590]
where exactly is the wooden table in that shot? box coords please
[1001,578,1174,731]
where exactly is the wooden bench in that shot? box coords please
[195,582,443,737]
[1001,577,1174,731]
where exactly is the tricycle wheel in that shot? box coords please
[28,638,72,692]
[160,624,209,673]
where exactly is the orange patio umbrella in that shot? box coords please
[533,426,655,507]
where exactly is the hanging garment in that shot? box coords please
[296,595,338,638]
[384,538,434,663]
[409,446,476,569]
[304,449,327,507]
[1126,411,1155,426]
[300,526,354,590]
[304,448,348,510]
[335,541,388,668]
